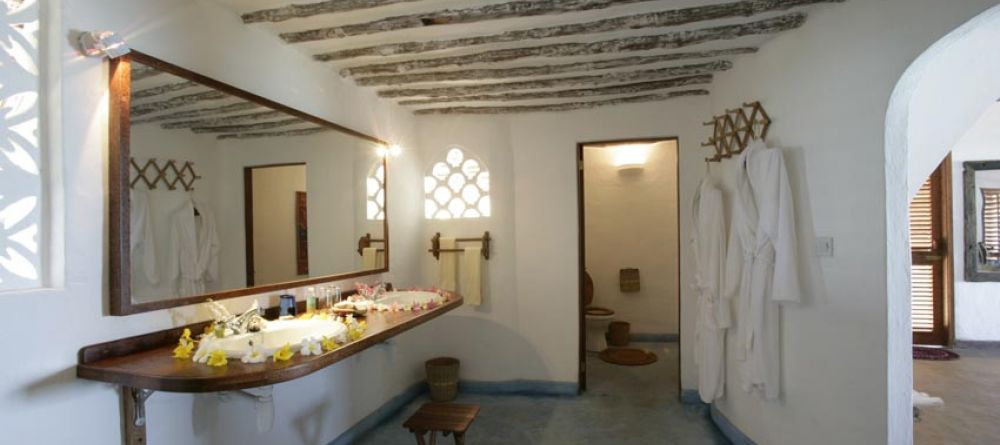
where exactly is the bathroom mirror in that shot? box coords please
[109,51,389,315]
[963,161,1000,282]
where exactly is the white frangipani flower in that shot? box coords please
[300,337,323,356]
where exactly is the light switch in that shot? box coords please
[815,237,834,257]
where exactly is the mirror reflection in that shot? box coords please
[128,60,386,304]
[974,169,1000,267]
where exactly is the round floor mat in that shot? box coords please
[913,346,960,361]
[599,348,658,366]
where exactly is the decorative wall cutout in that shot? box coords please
[424,147,490,220]
[129,158,201,191]
[0,0,41,289]
[701,101,771,162]
[366,162,385,221]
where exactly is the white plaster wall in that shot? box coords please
[950,103,1000,342]
[413,96,709,386]
[0,1,429,444]
[583,141,680,335]
[706,1,1000,445]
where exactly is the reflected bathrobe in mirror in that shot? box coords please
[167,199,220,295]
[692,177,730,403]
[725,141,801,400]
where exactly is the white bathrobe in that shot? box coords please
[692,177,730,403]
[129,189,160,285]
[725,141,801,400]
[167,198,220,296]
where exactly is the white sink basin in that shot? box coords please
[377,291,445,307]
[197,318,347,359]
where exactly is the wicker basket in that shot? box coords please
[620,268,640,293]
[425,357,460,402]
[608,321,631,347]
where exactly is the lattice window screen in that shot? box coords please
[424,147,490,220]
[982,188,999,262]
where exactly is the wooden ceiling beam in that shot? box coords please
[131,91,230,117]
[161,110,288,129]
[413,90,709,115]
[281,0,657,43]
[218,127,332,140]
[317,0,841,61]
[379,66,720,98]
[131,102,262,125]
[355,48,755,86]
[242,0,421,24]
[131,65,162,81]
[340,14,806,76]
[132,81,199,99]
[191,118,309,134]
[398,76,713,105]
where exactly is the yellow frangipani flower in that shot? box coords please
[273,343,295,362]
[172,342,194,359]
[207,349,228,367]
[348,328,364,342]
[321,336,340,352]
[180,328,193,342]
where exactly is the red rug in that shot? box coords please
[913,346,960,361]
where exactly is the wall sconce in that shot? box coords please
[78,31,131,59]
[613,144,651,170]
[376,144,402,158]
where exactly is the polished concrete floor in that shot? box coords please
[914,344,1000,445]
[356,342,727,444]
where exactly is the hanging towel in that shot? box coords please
[167,198,219,296]
[462,246,482,306]
[130,189,160,285]
[362,247,379,270]
[438,237,457,290]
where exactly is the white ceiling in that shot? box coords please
[209,0,844,114]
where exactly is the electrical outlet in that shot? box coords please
[815,237,834,257]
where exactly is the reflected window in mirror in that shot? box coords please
[963,161,1000,281]
[367,162,385,221]
[980,187,999,263]
[109,52,389,315]
[424,147,490,220]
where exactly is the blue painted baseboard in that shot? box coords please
[328,381,427,445]
[680,389,704,405]
[459,379,578,396]
[630,333,680,343]
[328,379,577,444]
[710,404,757,445]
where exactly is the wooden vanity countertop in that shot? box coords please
[77,296,462,393]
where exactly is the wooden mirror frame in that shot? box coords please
[964,160,1000,282]
[108,51,390,315]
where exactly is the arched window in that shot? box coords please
[424,147,490,220]
[366,162,385,220]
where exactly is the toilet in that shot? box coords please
[583,271,616,352]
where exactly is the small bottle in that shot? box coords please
[322,286,332,310]
[279,289,297,317]
[334,286,342,304]
[305,287,317,314]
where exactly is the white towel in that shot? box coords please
[130,189,160,284]
[362,247,379,270]
[462,246,482,306]
[438,237,457,290]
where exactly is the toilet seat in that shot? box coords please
[585,306,615,317]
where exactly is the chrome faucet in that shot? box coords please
[206,299,266,336]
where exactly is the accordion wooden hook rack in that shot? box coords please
[130,157,202,191]
[701,101,771,163]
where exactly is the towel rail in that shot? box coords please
[357,233,386,256]
[429,232,491,260]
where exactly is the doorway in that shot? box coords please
[244,163,308,287]
[909,154,953,346]
[576,138,681,393]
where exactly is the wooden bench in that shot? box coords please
[403,403,480,445]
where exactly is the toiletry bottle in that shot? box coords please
[334,286,342,304]
[279,289,297,317]
[305,287,317,314]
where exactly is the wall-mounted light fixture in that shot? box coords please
[376,143,402,158]
[613,144,652,170]
[78,31,131,59]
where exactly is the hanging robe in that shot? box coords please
[167,198,220,296]
[129,188,160,285]
[725,140,801,400]
[692,176,730,403]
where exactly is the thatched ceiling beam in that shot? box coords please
[131,65,162,81]
[413,90,709,115]
[132,81,199,99]
[318,0,841,61]
[341,14,806,76]
[131,91,230,117]
[399,76,713,105]
[242,0,420,24]
[356,48,755,86]
[282,0,656,43]
[218,127,332,140]
[191,118,309,134]
[379,66,720,98]
[131,102,262,125]
[161,111,288,129]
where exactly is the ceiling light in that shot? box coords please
[78,31,130,59]
[613,144,651,170]
[377,144,402,158]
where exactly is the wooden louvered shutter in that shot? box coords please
[982,188,1000,262]
[909,157,952,346]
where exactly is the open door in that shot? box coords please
[909,155,953,346]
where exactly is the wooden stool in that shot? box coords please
[403,403,480,445]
